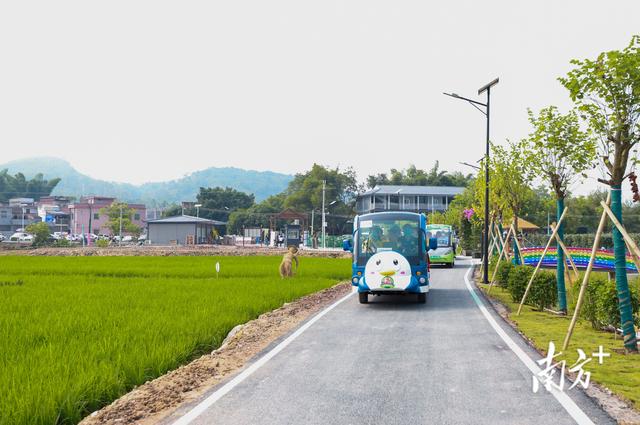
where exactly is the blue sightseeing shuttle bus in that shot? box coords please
[344,211,438,304]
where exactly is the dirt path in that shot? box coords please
[0,245,349,258]
[80,282,352,425]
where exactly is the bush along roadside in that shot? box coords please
[494,260,514,288]
[491,262,557,311]
[490,259,640,325]
[570,273,640,330]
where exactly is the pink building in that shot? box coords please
[69,196,146,236]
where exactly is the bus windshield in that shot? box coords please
[426,225,452,248]
[355,213,423,266]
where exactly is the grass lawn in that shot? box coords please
[0,255,350,425]
[481,283,640,410]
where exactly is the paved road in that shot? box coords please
[171,259,614,425]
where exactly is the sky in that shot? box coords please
[1,1,639,195]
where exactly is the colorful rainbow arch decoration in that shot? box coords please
[520,247,638,273]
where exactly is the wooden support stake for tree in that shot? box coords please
[562,194,610,351]
[517,207,568,315]
[550,223,579,279]
[488,226,513,293]
[626,241,640,275]
[565,264,574,288]
[489,221,500,258]
[484,222,499,271]
[487,237,497,263]
[480,217,496,276]
[496,222,511,261]
[492,220,503,249]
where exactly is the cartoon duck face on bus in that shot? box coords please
[364,251,412,290]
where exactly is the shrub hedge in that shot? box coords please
[507,266,533,304]
[494,260,513,287]
[570,274,640,329]
[493,263,558,311]
[528,270,557,311]
[487,257,640,336]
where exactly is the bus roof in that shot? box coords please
[426,223,452,230]
[357,211,422,220]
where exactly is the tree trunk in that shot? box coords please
[611,185,638,352]
[556,198,567,314]
[512,215,520,265]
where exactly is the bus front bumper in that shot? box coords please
[356,276,428,294]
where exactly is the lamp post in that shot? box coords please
[118,205,123,247]
[195,204,202,218]
[444,77,499,284]
[322,180,326,249]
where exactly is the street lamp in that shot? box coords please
[444,77,499,284]
[459,161,481,171]
[195,204,202,218]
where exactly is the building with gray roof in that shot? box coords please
[147,215,226,245]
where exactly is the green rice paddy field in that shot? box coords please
[0,255,350,425]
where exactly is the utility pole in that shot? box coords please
[119,205,123,247]
[310,209,314,248]
[322,180,326,250]
[444,77,499,284]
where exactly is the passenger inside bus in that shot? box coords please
[385,225,402,250]
[363,225,383,253]
[400,223,418,257]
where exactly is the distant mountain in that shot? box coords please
[0,157,293,205]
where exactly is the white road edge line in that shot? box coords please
[172,289,356,425]
[463,263,595,425]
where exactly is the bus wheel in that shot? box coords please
[417,293,426,304]
[447,261,454,268]
[359,293,369,304]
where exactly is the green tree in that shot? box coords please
[490,141,535,264]
[226,193,287,234]
[564,189,608,233]
[163,186,256,224]
[524,106,596,313]
[445,180,483,253]
[228,164,360,236]
[559,35,640,352]
[25,222,51,247]
[366,162,472,188]
[99,202,141,237]
[196,187,255,221]
[0,171,60,202]
[519,185,555,228]
[473,157,508,230]
[283,164,359,235]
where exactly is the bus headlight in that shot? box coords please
[352,277,360,284]
[419,277,426,284]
